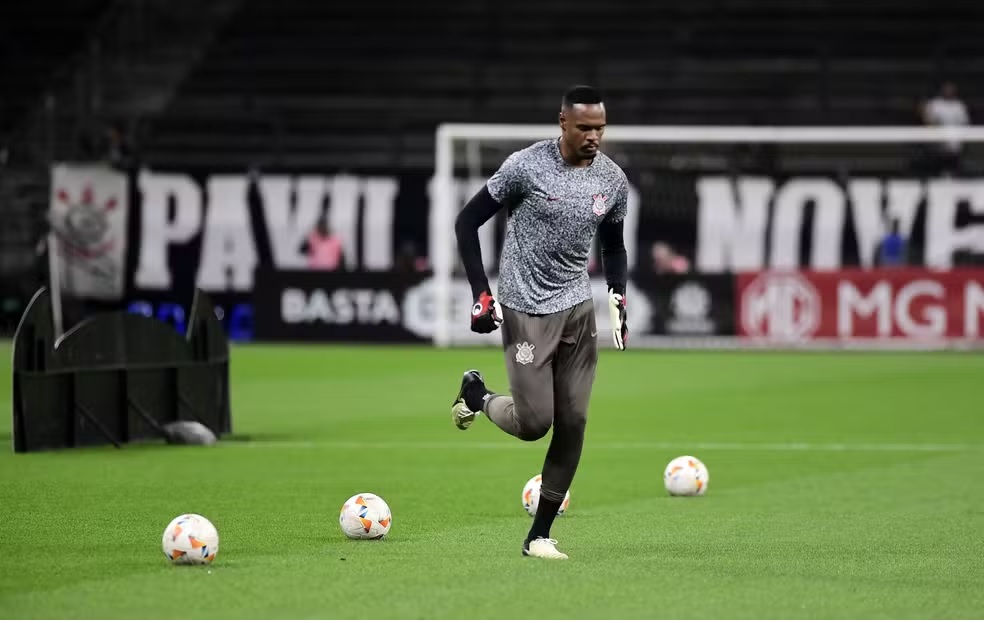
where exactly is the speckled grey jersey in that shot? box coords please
[487,138,628,315]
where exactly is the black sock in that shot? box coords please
[464,382,489,412]
[527,497,562,541]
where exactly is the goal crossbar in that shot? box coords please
[437,123,984,144]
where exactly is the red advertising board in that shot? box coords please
[737,269,984,344]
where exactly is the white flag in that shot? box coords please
[49,164,129,300]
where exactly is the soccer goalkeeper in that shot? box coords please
[450,85,629,560]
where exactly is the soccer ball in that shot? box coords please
[521,474,571,517]
[339,493,392,539]
[162,513,219,564]
[664,455,709,496]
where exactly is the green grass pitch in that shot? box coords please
[0,341,982,618]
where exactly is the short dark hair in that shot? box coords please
[562,85,604,108]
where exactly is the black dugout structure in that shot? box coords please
[11,288,231,453]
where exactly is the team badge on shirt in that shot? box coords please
[591,194,608,216]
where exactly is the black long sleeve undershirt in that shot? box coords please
[454,185,502,298]
[599,218,627,295]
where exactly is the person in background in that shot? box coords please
[878,220,906,267]
[394,241,429,273]
[921,81,970,176]
[651,241,690,274]
[304,214,343,270]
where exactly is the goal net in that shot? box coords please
[431,125,984,350]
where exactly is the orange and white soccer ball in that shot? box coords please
[521,474,571,517]
[664,455,709,496]
[162,513,219,564]
[339,493,392,539]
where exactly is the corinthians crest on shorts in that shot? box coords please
[515,341,536,365]
[591,194,608,216]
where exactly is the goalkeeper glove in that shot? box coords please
[471,290,503,334]
[608,288,627,350]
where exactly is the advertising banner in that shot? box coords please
[56,165,984,302]
[633,273,735,337]
[737,268,984,345]
[253,269,425,342]
[252,269,661,346]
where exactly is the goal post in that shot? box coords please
[432,124,984,350]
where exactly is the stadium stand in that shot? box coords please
[0,0,111,139]
[135,0,984,170]
[2,0,982,171]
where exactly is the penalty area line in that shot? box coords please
[229,440,984,453]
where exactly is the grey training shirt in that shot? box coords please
[487,138,628,315]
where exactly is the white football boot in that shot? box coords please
[523,537,569,560]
